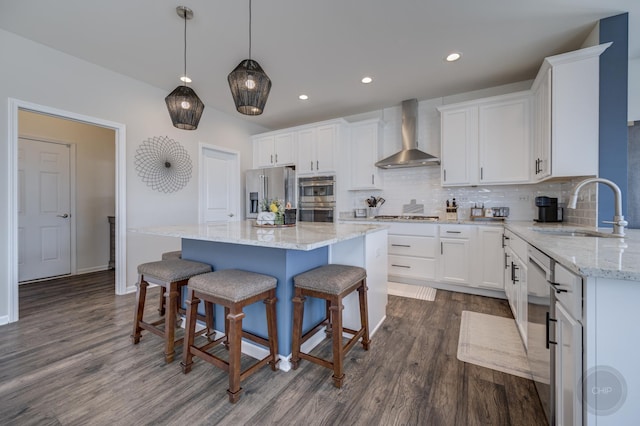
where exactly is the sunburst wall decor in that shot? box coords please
[134,136,192,193]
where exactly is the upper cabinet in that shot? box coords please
[253,132,296,168]
[439,91,531,186]
[348,119,383,190]
[297,123,342,175]
[530,43,610,182]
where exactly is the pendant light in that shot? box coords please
[165,6,204,130]
[227,0,272,115]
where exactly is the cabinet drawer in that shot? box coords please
[388,255,436,280]
[553,263,582,319]
[439,224,473,238]
[387,222,437,237]
[388,235,436,257]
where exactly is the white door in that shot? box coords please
[18,138,71,281]
[200,146,240,222]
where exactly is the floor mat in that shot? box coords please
[387,281,436,301]
[457,310,534,380]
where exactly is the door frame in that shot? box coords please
[18,136,78,279]
[198,143,241,223]
[7,98,127,323]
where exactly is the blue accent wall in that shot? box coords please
[599,13,628,225]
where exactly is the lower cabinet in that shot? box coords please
[387,223,437,281]
[504,230,528,345]
[555,301,583,426]
[476,226,504,290]
[438,225,473,284]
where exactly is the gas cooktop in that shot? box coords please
[374,215,440,221]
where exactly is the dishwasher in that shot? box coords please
[527,245,555,426]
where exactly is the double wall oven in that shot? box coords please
[298,175,335,223]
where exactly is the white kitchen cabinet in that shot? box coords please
[349,119,383,190]
[438,225,474,285]
[475,226,504,290]
[440,106,477,185]
[297,123,342,175]
[387,223,437,281]
[253,132,296,168]
[530,43,610,182]
[503,229,528,344]
[555,301,582,426]
[439,91,531,186]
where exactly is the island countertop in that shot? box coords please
[130,221,388,251]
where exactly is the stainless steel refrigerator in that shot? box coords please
[245,166,296,219]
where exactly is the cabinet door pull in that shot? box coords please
[550,282,568,293]
[446,230,461,234]
[271,154,274,164]
[316,160,319,170]
[502,234,509,248]
[391,264,411,268]
[372,174,374,185]
[480,167,484,180]
[546,311,558,349]
[504,252,509,269]
[441,242,443,255]
[310,161,313,170]
[275,153,278,163]
[511,261,518,283]
[443,169,446,182]
[391,244,411,247]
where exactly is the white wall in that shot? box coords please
[629,58,640,122]
[19,110,116,273]
[0,28,267,322]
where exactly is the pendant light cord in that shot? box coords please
[183,9,188,84]
[248,0,252,60]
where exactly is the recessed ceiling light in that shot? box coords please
[446,52,462,62]
[299,94,309,100]
[180,75,192,83]
[361,76,373,84]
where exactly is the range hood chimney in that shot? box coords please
[375,99,440,169]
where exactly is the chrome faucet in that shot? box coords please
[567,178,628,237]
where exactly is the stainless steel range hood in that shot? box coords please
[375,99,440,168]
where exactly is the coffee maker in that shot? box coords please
[534,196,563,222]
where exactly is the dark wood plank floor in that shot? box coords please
[0,271,547,425]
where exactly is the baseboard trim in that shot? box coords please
[388,275,506,300]
[76,265,110,274]
[0,315,9,326]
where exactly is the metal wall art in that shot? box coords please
[134,136,192,193]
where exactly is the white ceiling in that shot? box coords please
[0,0,637,130]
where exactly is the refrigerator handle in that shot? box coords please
[263,175,268,201]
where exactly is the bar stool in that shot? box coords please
[181,269,279,403]
[157,251,183,315]
[131,259,213,363]
[291,264,370,388]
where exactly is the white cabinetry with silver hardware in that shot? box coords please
[438,92,531,186]
[438,225,474,284]
[530,43,609,182]
[253,132,296,168]
[503,229,528,344]
[349,119,383,190]
[387,223,437,282]
[552,263,583,426]
[297,122,344,175]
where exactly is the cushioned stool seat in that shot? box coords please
[131,259,212,363]
[181,269,279,403]
[161,250,182,260]
[291,264,370,388]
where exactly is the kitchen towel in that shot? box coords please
[387,281,436,302]
[457,311,548,383]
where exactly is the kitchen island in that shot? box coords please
[131,221,388,371]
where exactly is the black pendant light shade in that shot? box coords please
[165,86,204,130]
[228,59,272,115]
[166,6,204,130]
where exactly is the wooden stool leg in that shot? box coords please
[131,278,148,344]
[290,288,305,370]
[158,286,166,316]
[226,308,246,403]
[205,301,215,340]
[358,279,371,350]
[264,289,279,371]
[223,306,230,350]
[181,289,199,373]
[164,281,179,363]
[324,299,333,337]
[330,297,345,388]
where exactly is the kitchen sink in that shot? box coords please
[530,227,623,238]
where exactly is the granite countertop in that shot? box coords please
[505,222,640,281]
[130,221,388,251]
[340,217,505,226]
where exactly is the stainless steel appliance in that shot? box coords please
[527,245,556,425]
[535,196,563,222]
[245,166,296,219]
[298,175,335,222]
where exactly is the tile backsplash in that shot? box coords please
[342,167,597,225]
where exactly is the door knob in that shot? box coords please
[57,213,69,218]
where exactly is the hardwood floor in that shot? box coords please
[0,271,547,425]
